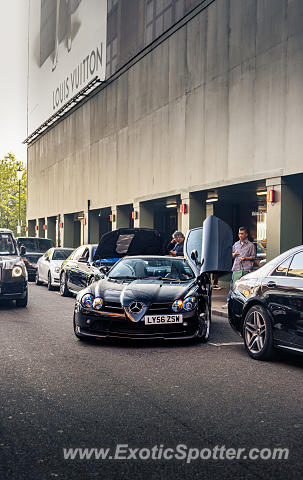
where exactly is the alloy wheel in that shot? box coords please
[245,310,266,354]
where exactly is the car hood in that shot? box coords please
[93,228,168,261]
[82,277,197,322]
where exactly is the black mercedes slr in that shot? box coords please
[229,245,303,360]
[73,215,234,343]
[74,255,211,342]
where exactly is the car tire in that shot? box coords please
[35,271,42,286]
[195,304,211,343]
[16,290,28,308]
[47,271,55,291]
[60,272,70,297]
[243,305,275,361]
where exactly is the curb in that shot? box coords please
[212,308,228,319]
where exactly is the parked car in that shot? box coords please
[0,229,28,307]
[228,245,303,360]
[59,243,99,296]
[36,247,74,290]
[17,237,55,281]
[60,228,169,297]
[73,216,233,342]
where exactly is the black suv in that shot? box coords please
[0,229,28,307]
[17,237,55,281]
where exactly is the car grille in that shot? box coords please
[147,303,172,314]
[103,301,124,314]
[1,281,25,294]
[88,318,198,337]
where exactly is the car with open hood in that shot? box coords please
[59,228,168,296]
[17,237,55,281]
[73,216,233,342]
[0,229,28,307]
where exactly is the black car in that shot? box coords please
[229,245,303,360]
[73,216,233,342]
[60,228,169,296]
[17,237,55,281]
[59,243,99,295]
[0,229,28,307]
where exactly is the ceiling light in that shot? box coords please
[256,191,267,196]
[166,204,177,208]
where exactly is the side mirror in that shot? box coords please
[20,246,26,256]
[78,257,88,263]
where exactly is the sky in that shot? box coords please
[0,1,28,165]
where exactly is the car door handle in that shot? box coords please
[266,281,276,289]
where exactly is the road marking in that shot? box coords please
[209,342,242,347]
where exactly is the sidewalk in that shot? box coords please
[211,286,228,319]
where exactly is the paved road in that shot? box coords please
[1,284,302,480]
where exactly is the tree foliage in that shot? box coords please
[0,153,26,236]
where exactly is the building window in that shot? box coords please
[144,0,185,45]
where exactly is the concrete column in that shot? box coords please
[111,206,118,231]
[206,203,214,217]
[47,216,56,244]
[134,202,154,228]
[180,193,206,235]
[82,212,89,245]
[266,177,302,261]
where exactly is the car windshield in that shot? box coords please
[0,233,17,255]
[52,249,73,260]
[17,238,54,253]
[108,257,195,281]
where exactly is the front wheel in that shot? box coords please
[195,306,211,343]
[35,271,42,286]
[16,290,28,308]
[47,271,55,291]
[60,272,70,297]
[243,305,275,361]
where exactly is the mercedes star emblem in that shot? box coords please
[129,301,143,314]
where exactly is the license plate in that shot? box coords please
[144,314,183,325]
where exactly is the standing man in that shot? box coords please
[222,227,255,308]
[232,226,256,281]
[169,231,185,256]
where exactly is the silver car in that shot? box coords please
[36,247,74,290]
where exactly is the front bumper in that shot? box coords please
[0,278,27,300]
[74,308,201,340]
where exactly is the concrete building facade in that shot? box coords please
[26,0,303,261]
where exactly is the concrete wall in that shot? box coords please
[27,0,303,220]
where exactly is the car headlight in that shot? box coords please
[81,293,95,308]
[93,297,104,310]
[182,296,197,311]
[172,299,183,312]
[12,266,23,277]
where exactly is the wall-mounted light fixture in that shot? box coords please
[206,191,218,203]
[180,203,188,214]
[110,214,116,222]
[132,210,138,220]
[43,224,47,231]
[267,189,275,203]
